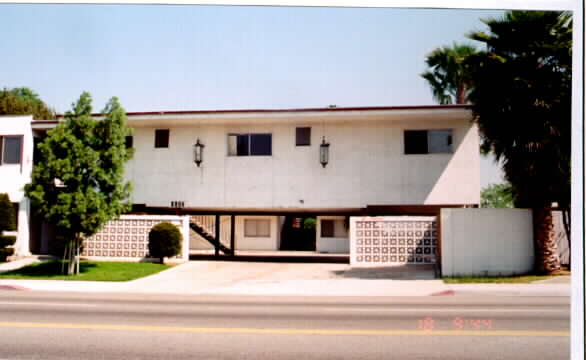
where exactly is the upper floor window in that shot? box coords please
[228,133,272,156]
[404,129,452,154]
[154,129,169,148]
[0,135,22,165]
[295,127,311,146]
[125,136,133,149]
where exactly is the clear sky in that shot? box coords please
[1,4,506,186]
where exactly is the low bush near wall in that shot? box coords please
[148,222,182,264]
[0,193,16,261]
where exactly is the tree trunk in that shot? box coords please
[562,208,571,268]
[533,208,561,274]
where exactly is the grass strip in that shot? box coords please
[443,271,569,284]
[0,260,170,282]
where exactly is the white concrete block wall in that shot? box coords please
[0,115,33,256]
[316,216,349,253]
[82,215,190,262]
[441,208,534,276]
[125,114,480,210]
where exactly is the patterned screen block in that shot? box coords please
[82,217,183,258]
[351,217,438,266]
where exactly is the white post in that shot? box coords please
[182,216,190,261]
[15,197,31,256]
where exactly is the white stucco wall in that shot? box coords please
[316,216,349,253]
[441,208,534,276]
[125,110,480,210]
[0,115,33,256]
[235,215,280,250]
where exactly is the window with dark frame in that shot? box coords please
[404,129,453,154]
[295,127,311,146]
[228,133,272,156]
[154,129,169,148]
[0,136,22,165]
[321,220,335,238]
[125,136,133,149]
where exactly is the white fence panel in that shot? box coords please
[350,216,438,267]
[82,215,190,262]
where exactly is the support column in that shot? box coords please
[230,215,235,256]
[15,198,31,256]
[215,214,220,256]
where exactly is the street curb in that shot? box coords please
[0,284,30,291]
[430,290,455,296]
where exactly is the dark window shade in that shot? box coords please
[2,136,22,164]
[236,134,249,156]
[404,130,428,154]
[250,134,272,156]
[321,220,334,238]
[154,129,169,148]
[296,127,311,146]
[125,136,133,149]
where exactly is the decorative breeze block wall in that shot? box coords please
[82,215,190,261]
[350,216,438,267]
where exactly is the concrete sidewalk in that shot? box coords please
[0,260,571,297]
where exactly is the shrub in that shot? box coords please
[148,222,182,264]
[0,235,16,261]
[0,193,16,261]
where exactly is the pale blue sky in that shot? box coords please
[1,4,506,186]
[1,5,504,112]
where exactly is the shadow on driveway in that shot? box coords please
[333,264,437,280]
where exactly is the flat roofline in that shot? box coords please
[50,104,471,119]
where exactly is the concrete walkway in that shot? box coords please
[0,260,571,297]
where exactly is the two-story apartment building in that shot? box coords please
[11,105,479,258]
[0,115,34,257]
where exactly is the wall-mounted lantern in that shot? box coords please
[193,139,204,167]
[319,136,330,168]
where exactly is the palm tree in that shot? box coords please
[466,11,572,273]
[421,43,478,104]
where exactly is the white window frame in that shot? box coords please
[244,218,271,238]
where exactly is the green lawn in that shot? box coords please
[442,271,570,284]
[0,261,170,281]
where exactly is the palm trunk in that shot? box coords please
[562,209,571,268]
[533,207,561,274]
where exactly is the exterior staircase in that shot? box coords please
[189,216,233,255]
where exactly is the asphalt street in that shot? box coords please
[0,291,570,360]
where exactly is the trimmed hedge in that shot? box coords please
[0,193,16,261]
[0,235,16,261]
[148,222,182,264]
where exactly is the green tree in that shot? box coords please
[467,11,572,273]
[24,92,133,274]
[481,183,514,208]
[148,222,182,264]
[0,193,17,261]
[0,87,56,120]
[421,42,478,104]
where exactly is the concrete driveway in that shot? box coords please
[126,260,439,295]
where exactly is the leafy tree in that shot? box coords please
[0,87,56,120]
[481,183,514,208]
[0,193,17,261]
[466,11,572,273]
[421,43,478,104]
[24,92,133,274]
[148,222,182,264]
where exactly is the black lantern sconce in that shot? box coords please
[193,139,204,167]
[319,136,330,168]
